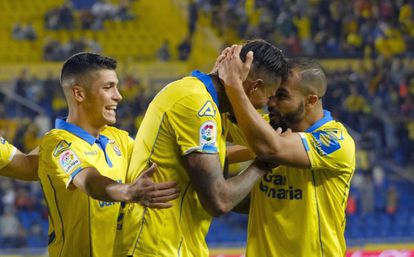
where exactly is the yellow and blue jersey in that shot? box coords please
[246,111,356,257]
[0,136,17,169]
[115,71,227,257]
[39,119,133,257]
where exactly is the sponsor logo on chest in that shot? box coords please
[259,173,303,200]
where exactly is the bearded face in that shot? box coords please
[268,100,305,132]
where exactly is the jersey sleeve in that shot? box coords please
[168,94,221,155]
[298,129,355,172]
[41,136,93,188]
[0,137,17,169]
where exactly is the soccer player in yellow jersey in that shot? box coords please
[116,40,288,257]
[219,50,356,257]
[38,53,179,257]
[0,137,38,180]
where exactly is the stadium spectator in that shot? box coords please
[188,0,199,37]
[23,23,37,41]
[116,0,136,21]
[197,0,414,58]
[361,174,375,214]
[79,10,96,30]
[11,23,37,41]
[346,192,357,215]
[58,2,75,30]
[12,23,24,40]
[0,207,24,248]
[44,7,61,30]
[386,185,399,215]
[177,36,192,61]
[156,40,171,61]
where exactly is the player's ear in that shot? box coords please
[72,85,85,102]
[247,79,263,95]
[306,94,319,107]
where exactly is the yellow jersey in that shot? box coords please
[0,137,17,169]
[116,71,227,257]
[39,119,133,257]
[246,111,356,257]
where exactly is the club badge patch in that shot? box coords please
[59,150,81,174]
[311,130,342,156]
[53,140,72,157]
[109,140,122,156]
[200,121,217,147]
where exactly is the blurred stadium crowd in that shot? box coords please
[0,0,414,251]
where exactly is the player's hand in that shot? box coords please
[126,163,180,208]
[252,158,279,173]
[210,46,232,75]
[218,45,254,91]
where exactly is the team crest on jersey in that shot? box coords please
[109,140,121,156]
[199,121,217,147]
[59,150,81,174]
[0,137,5,144]
[53,140,72,157]
[311,130,342,156]
[198,101,216,117]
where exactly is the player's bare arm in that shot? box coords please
[1,147,39,181]
[218,45,310,167]
[73,163,180,209]
[183,152,269,217]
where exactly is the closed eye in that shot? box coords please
[276,92,287,99]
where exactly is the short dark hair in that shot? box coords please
[240,39,288,81]
[60,52,117,85]
[288,57,327,97]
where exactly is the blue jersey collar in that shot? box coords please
[55,119,109,145]
[305,110,333,133]
[55,118,113,167]
[191,70,219,109]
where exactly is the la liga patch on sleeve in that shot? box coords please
[59,149,81,174]
[199,121,217,151]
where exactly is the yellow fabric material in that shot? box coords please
[39,126,133,257]
[0,137,16,170]
[115,76,227,257]
[246,118,355,257]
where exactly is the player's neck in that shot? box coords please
[209,74,233,113]
[66,113,102,138]
[294,106,324,132]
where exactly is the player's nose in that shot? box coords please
[113,88,123,102]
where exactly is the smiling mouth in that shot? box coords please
[105,106,117,111]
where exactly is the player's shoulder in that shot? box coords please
[320,120,354,143]
[42,129,75,145]
[40,129,80,161]
[101,126,130,141]
[165,76,209,99]
[176,75,205,89]
[309,120,356,158]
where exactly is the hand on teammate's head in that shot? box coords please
[211,46,232,75]
[217,45,254,90]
